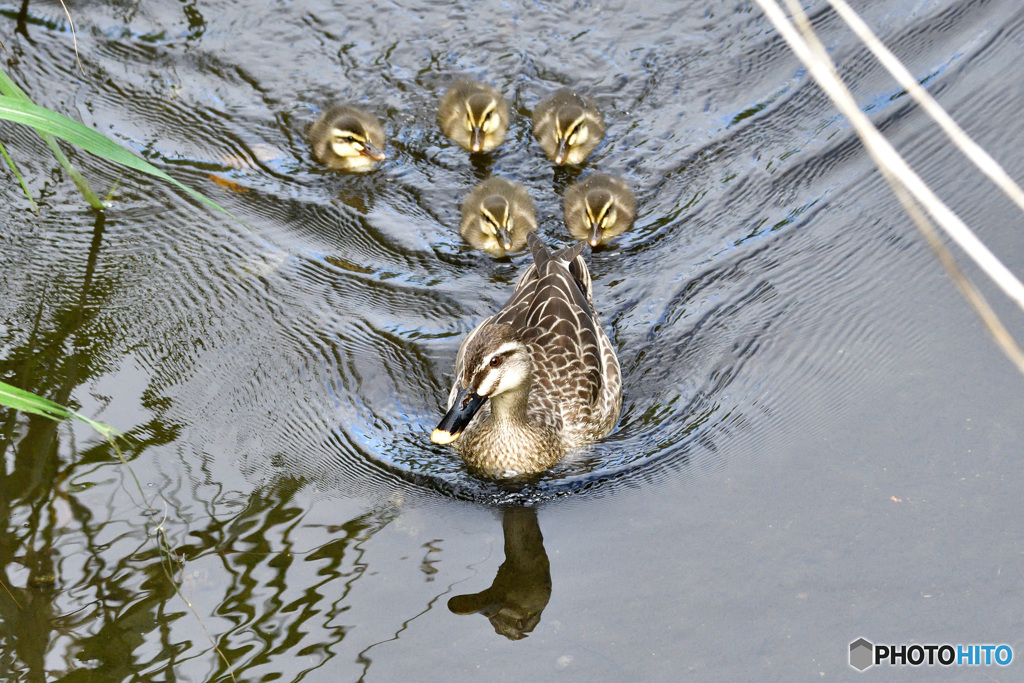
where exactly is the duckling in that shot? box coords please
[531,89,605,165]
[307,105,386,172]
[563,173,637,247]
[460,178,538,256]
[432,233,622,478]
[438,80,510,153]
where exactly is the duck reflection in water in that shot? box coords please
[448,506,551,640]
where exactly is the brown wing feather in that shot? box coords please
[493,235,604,435]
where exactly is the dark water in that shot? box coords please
[2,0,1024,679]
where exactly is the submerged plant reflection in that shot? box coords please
[0,444,404,680]
[0,207,410,678]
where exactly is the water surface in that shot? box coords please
[2,0,1023,679]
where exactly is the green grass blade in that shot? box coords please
[41,130,105,208]
[0,381,70,420]
[0,97,237,218]
[0,380,119,440]
[0,138,39,212]
[0,67,30,101]
[0,70,104,207]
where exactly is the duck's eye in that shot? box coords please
[489,355,502,368]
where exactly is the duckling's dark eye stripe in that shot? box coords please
[333,129,364,142]
[468,101,495,127]
[563,117,585,139]
[481,202,511,227]
[480,207,502,227]
[477,102,496,124]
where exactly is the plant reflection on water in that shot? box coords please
[0,434,404,680]
[0,210,408,677]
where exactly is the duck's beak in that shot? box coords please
[588,224,602,247]
[553,139,569,164]
[470,127,484,153]
[432,387,486,445]
[496,227,513,252]
[361,141,387,162]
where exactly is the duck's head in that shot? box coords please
[552,105,590,164]
[581,187,619,247]
[326,115,386,166]
[464,92,505,153]
[474,194,519,252]
[565,175,636,247]
[432,325,532,445]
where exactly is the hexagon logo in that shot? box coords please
[850,637,874,671]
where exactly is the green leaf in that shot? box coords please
[0,68,31,101]
[0,138,39,212]
[0,380,119,440]
[0,96,237,218]
[0,71,105,207]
